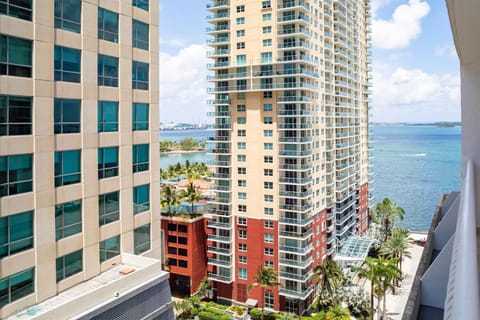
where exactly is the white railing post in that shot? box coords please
[444,160,480,319]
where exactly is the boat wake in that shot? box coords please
[403,153,427,157]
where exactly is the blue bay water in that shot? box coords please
[159,126,462,231]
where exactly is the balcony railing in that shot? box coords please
[444,160,480,319]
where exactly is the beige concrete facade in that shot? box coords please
[0,1,160,318]
[207,0,371,314]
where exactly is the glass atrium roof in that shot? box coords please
[335,235,377,262]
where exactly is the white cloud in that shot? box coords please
[160,44,210,123]
[371,0,394,17]
[372,67,460,122]
[372,0,430,50]
[434,44,457,58]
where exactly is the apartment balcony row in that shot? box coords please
[209,172,231,180]
[279,286,314,300]
[206,27,230,35]
[277,0,310,11]
[207,233,232,243]
[278,149,312,157]
[206,13,229,23]
[277,14,311,25]
[208,257,232,268]
[207,67,319,81]
[209,197,232,205]
[206,82,316,93]
[278,136,312,144]
[279,215,313,226]
[279,243,313,255]
[279,228,314,240]
[209,183,231,192]
[207,245,232,256]
[278,41,311,50]
[278,163,312,172]
[278,27,312,37]
[279,256,313,268]
[207,55,318,69]
[207,207,231,217]
[207,98,231,105]
[279,202,312,213]
[208,272,233,284]
[206,0,229,10]
[279,270,311,282]
[207,159,231,167]
[207,219,232,230]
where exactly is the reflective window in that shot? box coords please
[132,0,148,11]
[54,0,81,33]
[98,191,119,226]
[133,19,149,50]
[0,35,32,77]
[133,184,149,214]
[0,268,34,308]
[55,200,82,240]
[54,150,81,187]
[0,95,32,136]
[98,147,118,179]
[132,61,149,90]
[98,54,118,87]
[0,0,32,21]
[133,144,149,173]
[54,46,81,83]
[97,101,118,132]
[98,7,118,43]
[132,103,148,130]
[54,98,80,134]
[99,235,120,262]
[0,211,33,259]
[134,224,150,254]
[56,249,82,282]
[0,154,32,197]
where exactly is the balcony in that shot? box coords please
[206,0,229,10]
[208,257,232,267]
[207,245,232,256]
[278,163,312,171]
[207,234,231,243]
[279,271,311,282]
[277,1,310,11]
[279,190,312,198]
[279,286,314,300]
[208,272,233,283]
[279,176,312,185]
[279,256,313,268]
[207,219,232,229]
[279,243,313,254]
[279,228,313,240]
[278,150,312,157]
[207,160,231,167]
[279,216,313,226]
[278,136,312,143]
[206,13,229,22]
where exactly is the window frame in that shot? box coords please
[56,249,83,282]
[98,146,119,179]
[0,95,32,136]
[97,54,119,87]
[0,35,32,77]
[54,45,81,83]
[134,223,151,254]
[0,210,33,259]
[98,191,120,226]
[55,199,82,240]
[54,98,80,134]
[98,7,119,43]
[132,144,149,173]
[99,235,120,262]
[0,154,33,196]
[54,0,81,33]
[133,184,150,214]
[132,103,149,130]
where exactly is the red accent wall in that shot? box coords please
[161,217,208,295]
[312,208,328,265]
[358,182,369,235]
[231,217,280,310]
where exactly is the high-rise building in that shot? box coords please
[0,1,173,319]
[206,0,371,314]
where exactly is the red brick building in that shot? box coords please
[161,215,208,296]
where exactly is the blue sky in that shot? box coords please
[159,0,460,123]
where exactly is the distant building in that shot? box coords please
[0,1,173,319]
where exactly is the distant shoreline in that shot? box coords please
[160,149,206,155]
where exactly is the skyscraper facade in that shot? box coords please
[207,0,371,314]
[0,1,168,318]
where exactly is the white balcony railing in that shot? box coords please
[444,160,480,320]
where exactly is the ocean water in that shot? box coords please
[371,125,461,231]
[159,126,462,231]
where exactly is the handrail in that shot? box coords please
[444,160,480,319]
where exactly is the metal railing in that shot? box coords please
[444,160,480,319]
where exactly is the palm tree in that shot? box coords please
[375,257,402,319]
[196,277,212,300]
[380,228,412,273]
[279,313,299,320]
[247,266,279,320]
[356,257,380,320]
[325,305,351,320]
[313,260,344,309]
[374,198,405,241]
[160,185,179,216]
[179,182,200,214]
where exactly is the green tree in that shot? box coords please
[356,257,380,319]
[375,257,402,319]
[247,266,279,320]
[380,228,412,273]
[179,182,200,214]
[179,137,198,150]
[325,305,350,320]
[160,185,179,216]
[280,312,299,320]
[373,198,405,241]
[197,277,212,300]
[313,260,345,310]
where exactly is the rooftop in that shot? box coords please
[8,254,170,320]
